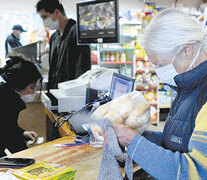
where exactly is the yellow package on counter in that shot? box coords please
[12,161,76,180]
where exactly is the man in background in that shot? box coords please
[5,24,26,57]
[36,0,91,90]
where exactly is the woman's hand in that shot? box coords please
[99,124,137,147]
[113,124,137,147]
[23,131,38,141]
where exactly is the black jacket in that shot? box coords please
[5,33,22,57]
[0,83,27,157]
[48,19,91,89]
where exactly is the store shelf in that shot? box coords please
[136,86,157,91]
[120,35,137,38]
[101,61,133,68]
[136,57,147,61]
[159,105,171,109]
[136,70,155,74]
[150,103,157,107]
[101,48,134,52]
[102,61,133,65]
[120,20,142,25]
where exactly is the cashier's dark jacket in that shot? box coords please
[0,82,27,157]
[48,19,91,90]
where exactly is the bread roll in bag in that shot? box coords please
[90,91,150,141]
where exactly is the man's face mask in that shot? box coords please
[43,14,59,30]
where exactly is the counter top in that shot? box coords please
[6,137,103,180]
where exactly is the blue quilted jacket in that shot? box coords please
[127,60,207,179]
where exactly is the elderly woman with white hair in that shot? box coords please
[107,9,207,179]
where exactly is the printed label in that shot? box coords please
[170,135,183,145]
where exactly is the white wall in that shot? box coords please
[0,0,203,16]
[153,0,203,8]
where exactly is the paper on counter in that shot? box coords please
[27,137,44,146]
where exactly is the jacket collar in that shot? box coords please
[56,19,76,39]
[12,33,20,40]
[174,60,207,91]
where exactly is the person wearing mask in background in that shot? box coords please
[5,24,26,57]
[0,55,43,157]
[101,9,207,179]
[36,0,91,90]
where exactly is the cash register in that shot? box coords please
[41,67,117,113]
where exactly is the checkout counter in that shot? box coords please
[0,69,161,179]
[1,124,159,179]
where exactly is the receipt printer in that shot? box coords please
[41,67,116,113]
[41,90,86,113]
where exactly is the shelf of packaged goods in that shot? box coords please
[136,57,146,61]
[101,48,134,52]
[136,86,157,91]
[150,103,157,107]
[101,61,133,66]
[102,61,133,64]
[120,21,142,26]
[120,35,137,38]
[159,105,171,109]
[136,70,156,74]
[136,57,151,62]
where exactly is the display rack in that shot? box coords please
[99,22,142,78]
[135,57,159,125]
[99,47,134,77]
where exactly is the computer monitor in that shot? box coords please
[110,73,135,100]
[76,0,119,44]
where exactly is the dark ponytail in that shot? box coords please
[0,55,42,91]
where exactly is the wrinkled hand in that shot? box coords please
[113,124,137,147]
[23,131,38,141]
[99,124,137,147]
[99,130,108,144]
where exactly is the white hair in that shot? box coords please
[141,8,206,58]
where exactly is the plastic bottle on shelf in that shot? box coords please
[108,52,111,61]
[101,52,106,61]
[115,51,120,62]
[105,52,110,61]
[120,52,126,62]
[111,52,115,62]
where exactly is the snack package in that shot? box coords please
[12,161,76,180]
[90,91,150,141]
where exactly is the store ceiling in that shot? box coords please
[0,0,203,14]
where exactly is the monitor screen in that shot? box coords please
[110,73,135,100]
[76,0,119,44]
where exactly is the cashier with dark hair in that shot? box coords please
[0,55,42,157]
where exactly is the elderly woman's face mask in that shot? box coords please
[154,45,202,87]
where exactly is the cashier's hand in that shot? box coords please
[23,131,38,142]
[99,124,137,147]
